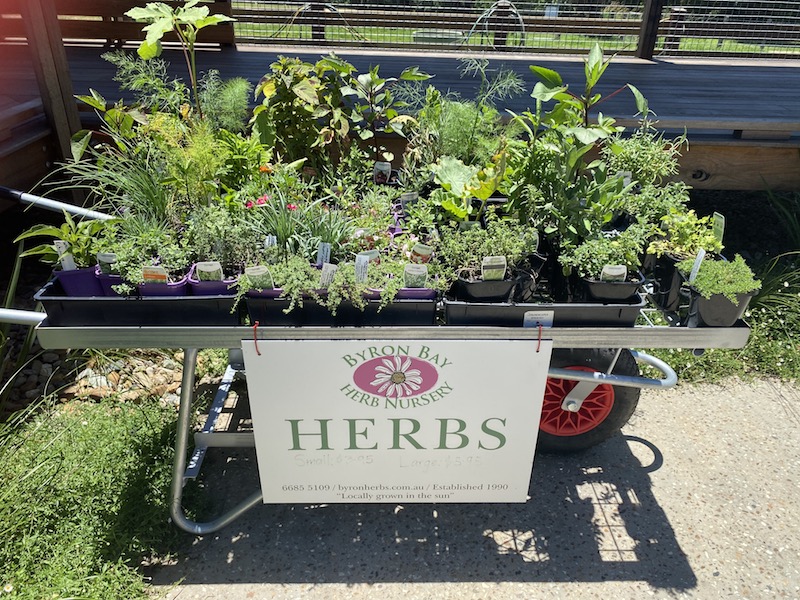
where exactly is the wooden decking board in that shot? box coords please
[62,45,800,138]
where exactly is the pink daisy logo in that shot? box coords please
[353,355,439,399]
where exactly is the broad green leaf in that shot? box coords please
[177,6,209,24]
[195,14,234,29]
[137,39,162,60]
[529,65,562,87]
[143,17,174,44]
[628,84,649,116]
[317,54,356,74]
[292,78,319,105]
[69,130,92,162]
[432,156,478,200]
[75,89,106,112]
[531,81,566,102]
[440,195,469,220]
[399,66,432,81]
[14,225,64,242]
[18,243,59,260]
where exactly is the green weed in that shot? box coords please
[0,398,188,599]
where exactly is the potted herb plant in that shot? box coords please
[678,254,761,327]
[647,208,724,311]
[558,224,653,301]
[435,213,538,302]
[16,212,110,297]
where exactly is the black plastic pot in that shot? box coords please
[452,277,516,303]
[685,290,754,327]
[651,254,685,312]
[582,271,645,302]
[444,294,646,327]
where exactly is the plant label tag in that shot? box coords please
[523,310,554,328]
[142,265,168,284]
[316,242,331,266]
[410,243,433,264]
[373,161,392,185]
[53,240,77,271]
[619,170,633,188]
[319,263,338,288]
[688,249,706,284]
[482,256,507,281]
[600,264,627,282]
[713,212,725,244]
[96,252,117,275]
[264,235,277,248]
[399,191,418,209]
[244,265,273,290]
[404,264,428,288]
[355,253,371,283]
[196,261,223,282]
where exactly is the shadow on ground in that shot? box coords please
[147,432,696,591]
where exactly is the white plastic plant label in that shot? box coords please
[141,265,168,284]
[195,261,223,281]
[96,252,117,275]
[244,265,273,290]
[600,264,627,282]
[688,249,706,283]
[481,256,507,281]
[404,264,428,288]
[320,263,338,288]
[264,235,277,248]
[410,243,433,264]
[355,253,371,283]
[523,310,554,328]
[713,212,725,244]
[53,241,76,271]
[316,242,332,266]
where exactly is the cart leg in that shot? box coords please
[170,347,263,535]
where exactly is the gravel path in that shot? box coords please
[147,378,800,599]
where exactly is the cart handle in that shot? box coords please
[0,308,46,326]
[548,350,677,390]
[0,186,114,221]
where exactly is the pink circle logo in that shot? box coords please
[353,356,439,398]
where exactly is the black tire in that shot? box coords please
[537,348,640,454]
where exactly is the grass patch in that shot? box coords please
[0,398,189,599]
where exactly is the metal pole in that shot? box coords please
[0,186,114,221]
[0,308,46,326]
[169,348,263,535]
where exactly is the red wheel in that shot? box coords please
[540,367,615,437]
[537,349,640,453]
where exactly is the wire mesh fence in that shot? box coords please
[230,0,800,58]
[656,0,800,58]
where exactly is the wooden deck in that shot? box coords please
[63,44,800,191]
[8,42,800,191]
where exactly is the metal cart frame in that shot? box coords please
[27,320,749,534]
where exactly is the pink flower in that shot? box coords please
[245,200,254,209]
[257,195,269,205]
[286,203,298,211]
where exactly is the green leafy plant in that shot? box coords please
[429,148,508,222]
[15,212,110,268]
[125,0,234,118]
[344,64,432,162]
[678,254,761,303]
[648,208,724,260]
[619,182,690,226]
[603,123,686,188]
[434,214,538,288]
[559,224,654,279]
[252,54,356,174]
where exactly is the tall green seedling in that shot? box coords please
[125,0,234,119]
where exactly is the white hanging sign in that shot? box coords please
[241,339,553,504]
